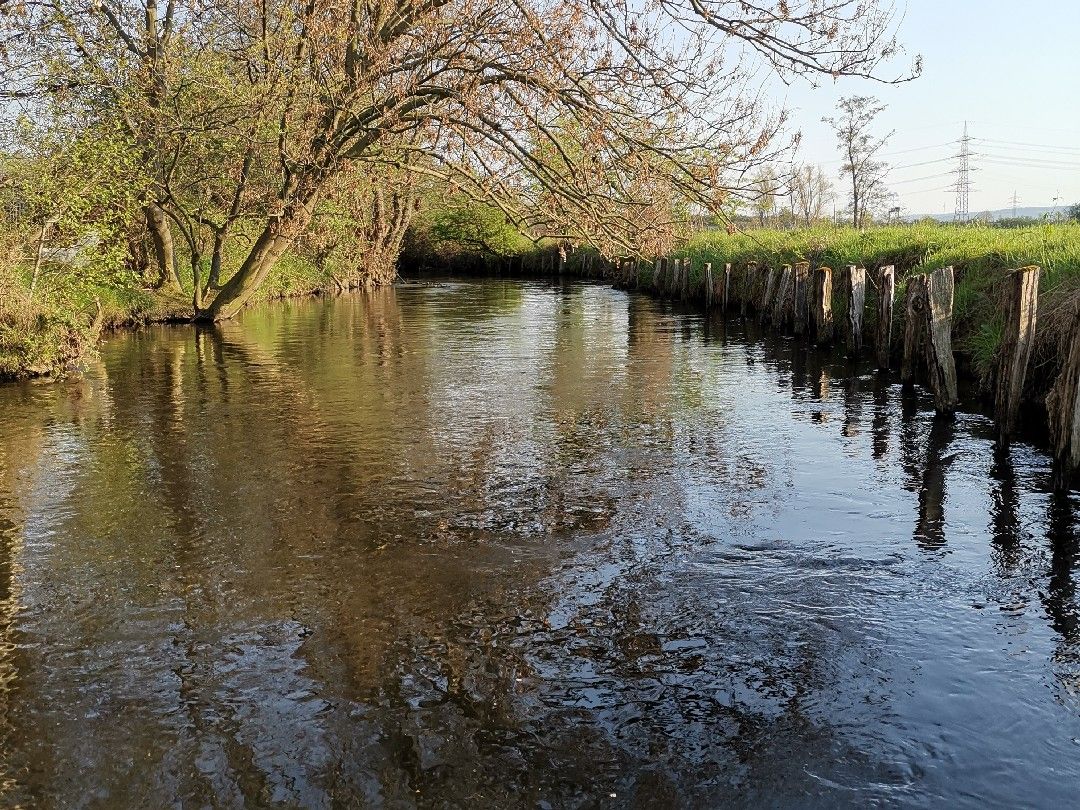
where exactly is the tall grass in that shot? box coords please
[684,221,1080,380]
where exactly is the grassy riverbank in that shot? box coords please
[5,220,1080,387]
[0,249,337,381]
[677,221,1080,385]
[681,221,1080,377]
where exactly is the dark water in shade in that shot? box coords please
[0,279,1078,808]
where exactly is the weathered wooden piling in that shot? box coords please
[811,266,833,345]
[1047,303,1080,490]
[924,266,959,413]
[722,263,732,312]
[682,258,691,301]
[901,276,923,384]
[772,264,794,329]
[793,262,810,336]
[704,263,713,309]
[652,258,662,290]
[741,262,756,316]
[903,268,958,412]
[760,266,780,323]
[846,265,867,354]
[994,266,1041,446]
[876,265,895,369]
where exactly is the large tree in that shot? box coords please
[3,0,918,319]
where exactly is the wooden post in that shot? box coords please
[682,257,691,301]
[652,258,662,290]
[772,264,794,330]
[846,264,867,354]
[901,275,925,385]
[704,262,713,309]
[1047,302,1080,490]
[811,266,833,345]
[793,262,810,336]
[923,266,959,413]
[995,266,1040,446]
[901,269,958,411]
[723,263,732,312]
[741,262,755,316]
[875,265,896,369]
[558,244,567,274]
[760,266,779,323]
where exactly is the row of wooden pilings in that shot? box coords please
[598,253,1079,492]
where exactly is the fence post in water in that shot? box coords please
[723,263,732,312]
[846,265,867,355]
[741,262,755,316]
[704,263,713,309]
[876,265,896,369]
[772,264,794,330]
[923,266,959,413]
[811,266,834,344]
[793,262,810,336]
[1047,302,1080,490]
[652,258,662,290]
[760,266,780,323]
[682,257,692,301]
[558,245,567,274]
[901,275,925,385]
[994,266,1040,447]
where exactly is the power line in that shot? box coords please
[888,171,956,185]
[974,137,1080,155]
[977,152,1080,167]
[818,140,957,165]
[890,156,956,170]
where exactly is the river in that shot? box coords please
[0,279,1077,807]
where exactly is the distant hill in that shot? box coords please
[910,206,1060,222]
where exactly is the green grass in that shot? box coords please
[1,239,339,380]
[679,221,1080,384]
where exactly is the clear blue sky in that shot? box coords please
[775,0,1080,217]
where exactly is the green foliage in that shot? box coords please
[0,117,151,378]
[423,199,531,257]
[3,118,145,298]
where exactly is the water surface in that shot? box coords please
[0,280,1078,807]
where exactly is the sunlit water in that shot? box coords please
[0,279,1078,808]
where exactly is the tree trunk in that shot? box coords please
[191,250,203,311]
[199,222,292,320]
[145,202,180,290]
[208,230,225,289]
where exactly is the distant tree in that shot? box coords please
[823,96,893,228]
[789,165,834,226]
[751,168,780,228]
[1068,202,1080,222]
